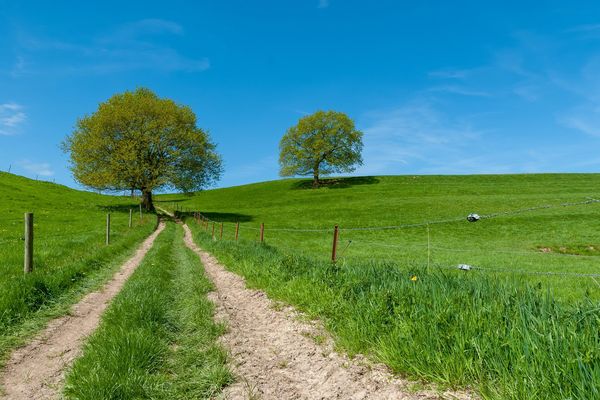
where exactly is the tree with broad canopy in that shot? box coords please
[63,88,222,210]
[279,110,363,187]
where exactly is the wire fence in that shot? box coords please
[0,209,155,273]
[185,197,600,282]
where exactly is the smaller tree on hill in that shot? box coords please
[63,88,222,210]
[279,110,363,188]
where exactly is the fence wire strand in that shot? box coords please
[159,201,600,284]
[194,197,600,233]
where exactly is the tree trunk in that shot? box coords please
[312,169,320,188]
[141,189,154,211]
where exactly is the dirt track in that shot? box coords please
[0,221,166,400]
[182,224,473,400]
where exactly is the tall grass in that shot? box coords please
[64,221,232,399]
[158,174,600,300]
[188,222,600,400]
[0,172,156,362]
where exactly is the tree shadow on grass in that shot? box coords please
[292,176,380,190]
[180,211,254,223]
[154,198,189,204]
[97,204,145,213]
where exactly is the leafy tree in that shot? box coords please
[279,110,363,187]
[63,88,222,210]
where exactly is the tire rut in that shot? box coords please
[182,223,475,400]
[0,221,166,400]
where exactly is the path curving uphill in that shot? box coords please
[0,221,166,400]
[182,223,473,400]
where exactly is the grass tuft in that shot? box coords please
[188,221,600,400]
[64,221,232,399]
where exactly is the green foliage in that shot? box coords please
[64,222,232,399]
[279,110,363,186]
[63,87,222,209]
[0,172,155,363]
[189,224,600,400]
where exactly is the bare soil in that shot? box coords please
[0,221,166,400]
[182,224,475,400]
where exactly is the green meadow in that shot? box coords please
[158,173,600,399]
[64,221,231,399]
[0,172,155,361]
[159,173,600,300]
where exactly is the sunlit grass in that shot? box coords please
[64,221,232,399]
[158,174,600,300]
[156,173,600,399]
[0,172,155,362]
[189,224,600,400]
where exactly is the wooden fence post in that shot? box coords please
[129,209,133,228]
[220,222,223,239]
[331,225,339,263]
[106,213,111,245]
[235,222,240,242]
[212,222,215,239]
[260,223,264,243]
[24,212,33,273]
[139,203,142,221]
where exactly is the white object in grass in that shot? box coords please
[467,213,480,222]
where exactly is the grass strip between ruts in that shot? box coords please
[0,218,156,370]
[64,221,232,399]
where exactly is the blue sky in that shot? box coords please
[2,1,600,189]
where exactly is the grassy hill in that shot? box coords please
[158,174,600,399]
[0,172,155,361]
[158,173,600,300]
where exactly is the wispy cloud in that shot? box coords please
[356,99,486,175]
[318,0,330,9]
[428,68,473,79]
[566,24,600,33]
[222,155,279,187]
[512,84,540,102]
[17,160,54,177]
[14,18,209,75]
[0,103,26,135]
[426,85,492,97]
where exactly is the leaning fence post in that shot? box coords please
[331,225,339,263]
[260,223,265,243]
[129,209,133,228]
[235,222,240,242]
[106,213,111,245]
[24,212,33,273]
[220,222,223,239]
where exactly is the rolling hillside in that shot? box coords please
[159,174,600,399]
[0,172,155,362]
[158,173,600,300]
